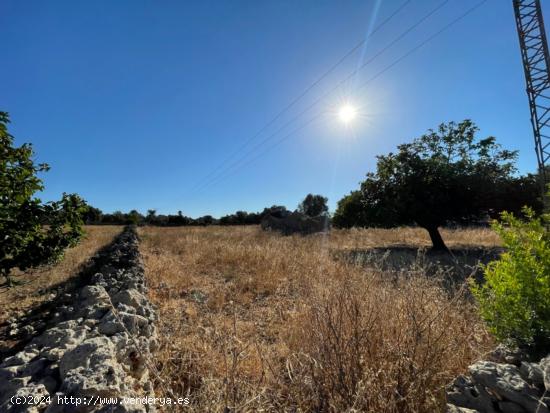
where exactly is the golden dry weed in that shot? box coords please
[139,226,496,412]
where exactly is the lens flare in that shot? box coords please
[338,105,357,124]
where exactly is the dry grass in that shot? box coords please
[328,227,501,250]
[139,226,496,412]
[0,225,122,326]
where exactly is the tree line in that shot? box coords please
[84,195,330,227]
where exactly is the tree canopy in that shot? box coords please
[334,120,539,251]
[297,194,329,217]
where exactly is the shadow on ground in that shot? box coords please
[333,245,504,285]
[0,238,120,360]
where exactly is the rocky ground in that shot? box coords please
[447,346,550,413]
[0,224,548,413]
[0,227,158,413]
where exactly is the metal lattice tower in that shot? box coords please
[513,0,550,190]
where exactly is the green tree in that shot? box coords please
[337,120,518,251]
[261,205,289,219]
[196,215,214,226]
[0,112,88,285]
[83,206,103,224]
[127,210,143,225]
[490,173,543,218]
[145,209,157,225]
[332,191,368,228]
[298,194,329,217]
[471,207,550,354]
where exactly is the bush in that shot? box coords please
[471,207,550,353]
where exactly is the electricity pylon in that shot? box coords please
[513,0,550,197]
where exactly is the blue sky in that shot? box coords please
[1,0,545,217]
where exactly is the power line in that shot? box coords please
[356,0,488,95]
[190,0,452,195]
[192,0,488,195]
[195,113,326,196]
[189,0,411,191]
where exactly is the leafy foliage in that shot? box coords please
[297,194,328,217]
[332,191,368,229]
[0,112,87,284]
[84,204,293,227]
[219,210,261,225]
[334,120,535,250]
[83,206,103,224]
[471,208,550,353]
[489,173,543,218]
[260,205,289,220]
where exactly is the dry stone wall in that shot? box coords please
[0,227,158,413]
[447,347,550,413]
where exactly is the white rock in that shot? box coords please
[470,361,549,413]
[446,404,480,413]
[541,356,550,392]
[59,336,115,378]
[519,361,544,388]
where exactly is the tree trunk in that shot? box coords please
[425,225,449,252]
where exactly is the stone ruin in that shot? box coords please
[0,227,158,412]
[261,211,330,236]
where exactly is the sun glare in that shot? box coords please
[338,104,357,124]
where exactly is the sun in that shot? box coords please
[338,105,357,124]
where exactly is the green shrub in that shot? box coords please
[0,111,88,286]
[471,207,550,353]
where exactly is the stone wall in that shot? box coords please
[447,347,550,413]
[261,212,330,235]
[0,227,158,412]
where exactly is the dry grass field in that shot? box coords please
[139,226,499,412]
[0,226,122,353]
